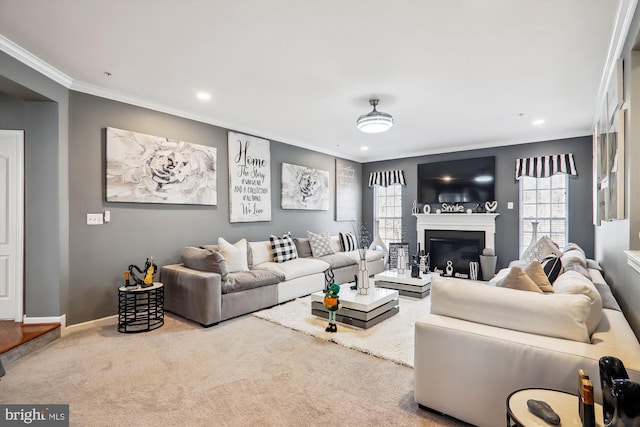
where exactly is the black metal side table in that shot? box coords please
[118,282,164,333]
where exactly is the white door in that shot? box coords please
[0,130,24,321]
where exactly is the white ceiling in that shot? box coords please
[0,0,635,162]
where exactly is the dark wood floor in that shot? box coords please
[0,321,60,354]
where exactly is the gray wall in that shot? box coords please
[0,51,70,321]
[594,3,640,340]
[68,91,361,324]
[362,136,595,272]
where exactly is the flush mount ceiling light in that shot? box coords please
[356,99,393,133]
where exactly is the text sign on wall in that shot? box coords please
[336,159,358,221]
[228,132,271,223]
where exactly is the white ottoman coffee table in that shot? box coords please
[373,271,434,298]
[310,283,399,329]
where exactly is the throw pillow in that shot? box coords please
[307,231,335,257]
[496,266,543,293]
[181,247,229,280]
[552,270,603,335]
[339,232,357,252]
[293,237,313,258]
[521,235,562,263]
[218,237,249,273]
[270,232,298,263]
[540,255,563,283]
[524,261,554,293]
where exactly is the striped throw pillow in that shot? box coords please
[339,232,357,252]
[540,254,563,283]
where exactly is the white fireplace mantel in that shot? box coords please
[414,213,500,251]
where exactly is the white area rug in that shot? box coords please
[253,295,431,367]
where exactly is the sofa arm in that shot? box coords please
[160,264,222,326]
[414,313,640,427]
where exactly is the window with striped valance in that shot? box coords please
[515,153,577,179]
[368,170,406,187]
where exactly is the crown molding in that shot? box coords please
[593,0,638,126]
[0,34,73,88]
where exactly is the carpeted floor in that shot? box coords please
[253,295,431,367]
[0,313,470,427]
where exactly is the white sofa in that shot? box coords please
[160,235,385,326]
[414,262,640,427]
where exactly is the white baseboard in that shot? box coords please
[23,314,66,328]
[62,315,117,337]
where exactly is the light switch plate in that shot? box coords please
[87,213,104,225]
[507,202,514,209]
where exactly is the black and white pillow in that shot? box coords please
[270,232,298,263]
[540,254,563,283]
[307,231,335,258]
[339,232,357,252]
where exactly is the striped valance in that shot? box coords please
[515,153,578,179]
[368,170,406,187]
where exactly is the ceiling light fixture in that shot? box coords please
[532,119,545,126]
[197,92,211,101]
[356,99,393,133]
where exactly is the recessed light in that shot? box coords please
[361,146,369,151]
[197,92,211,101]
[532,119,545,126]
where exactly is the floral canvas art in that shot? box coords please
[281,163,329,210]
[106,127,217,205]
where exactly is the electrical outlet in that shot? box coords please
[87,213,104,225]
[507,202,514,209]
[104,210,111,223]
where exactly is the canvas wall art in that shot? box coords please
[228,131,271,222]
[106,127,217,205]
[335,159,358,221]
[281,163,329,210]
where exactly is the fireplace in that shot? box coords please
[425,230,484,278]
[414,212,499,279]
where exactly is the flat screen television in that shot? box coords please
[417,156,495,205]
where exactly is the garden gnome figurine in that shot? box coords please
[323,283,341,333]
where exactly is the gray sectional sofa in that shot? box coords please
[160,235,385,326]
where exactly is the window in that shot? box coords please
[519,174,568,255]
[374,184,403,248]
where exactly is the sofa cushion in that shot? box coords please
[222,269,284,294]
[330,235,342,253]
[317,253,356,269]
[521,235,562,263]
[496,266,543,293]
[270,233,298,263]
[254,257,330,281]
[589,268,621,311]
[563,242,585,254]
[540,254,563,283]
[181,247,229,280]
[343,249,384,263]
[561,249,591,279]
[524,261,554,293]
[430,276,591,343]
[218,238,249,273]
[293,237,313,258]
[561,247,587,265]
[552,270,603,335]
[248,240,273,266]
[339,232,357,251]
[307,231,335,257]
